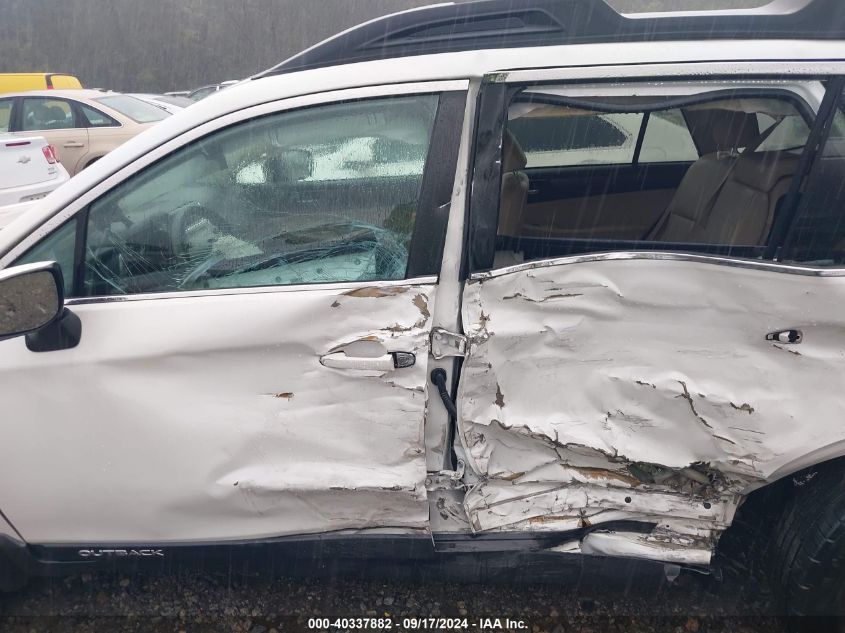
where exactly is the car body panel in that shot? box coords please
[0,73,83,94]
[0,135,69,228]
[0,279,435,543]
[457,255,845,559]
[0,35,843,569]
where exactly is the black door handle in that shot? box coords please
[766,329,803,344]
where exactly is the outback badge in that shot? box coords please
[78,549,164,558]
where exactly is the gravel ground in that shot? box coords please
[0,551,801,633]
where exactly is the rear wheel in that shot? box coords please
[769,467,845,617]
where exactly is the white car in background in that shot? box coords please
[129,93,194,115]
[0,135,68,228]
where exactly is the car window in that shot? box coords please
[639,109,698,163]
[14,219,77,297]
[21,98,76,131]
[756,112,811,152]
[782,95,845,267]
[94,95,169,123]
[0,99,12,132]
[79,104,120,128]
[72,94,439,296]
[490,83,817,268]
[508,107,639,168]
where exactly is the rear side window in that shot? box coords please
[21,98,77,131]
[782,99,845,266]
[0,99,11,132]
[508,110,635,168]
[487,82,817,268]
[94,95,168,123]
[80,104,119,128]
[639,109,698,163]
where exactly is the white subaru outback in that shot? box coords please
[1,0,845,619]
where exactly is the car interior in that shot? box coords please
[496,88,813,264]
[80,96,439,295]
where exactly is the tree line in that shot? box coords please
[0,0,765,94]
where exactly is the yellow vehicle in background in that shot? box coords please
[0,73,83,94]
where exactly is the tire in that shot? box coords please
[0,559,26,593]
[769,466,845,617]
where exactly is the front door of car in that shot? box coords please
[455,67,845,559]
[14,96,89,173]
[0,84,465,544]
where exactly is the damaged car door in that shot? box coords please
[454,69,845,564]
[0,84,465,544]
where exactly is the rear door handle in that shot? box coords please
[320,352,415,371]
[766,329,803,344]
[63,142,85,148]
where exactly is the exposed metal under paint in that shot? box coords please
[456,257,845,565]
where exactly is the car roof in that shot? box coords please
[1,89,111,99]
[2,37,844,254]
[259,0,845,78]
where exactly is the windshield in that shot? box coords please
[95,94,170,123]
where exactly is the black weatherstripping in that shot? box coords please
[259,0,845,78]
[406,90,467,278]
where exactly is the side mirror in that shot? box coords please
[0,262,64,340]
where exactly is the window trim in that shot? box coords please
[467,72,839,275]
[4,80,469,299]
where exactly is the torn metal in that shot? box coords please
[456,256,845,564]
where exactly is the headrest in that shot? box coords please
[502,129,527,172]
[685,109,761,154]
[731,151,800,192]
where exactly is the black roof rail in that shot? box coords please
[256,0,845,79]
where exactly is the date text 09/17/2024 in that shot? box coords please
[306,618,529,630]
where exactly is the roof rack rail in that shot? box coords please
[257,0,845,79]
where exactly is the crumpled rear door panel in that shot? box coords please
[457,256,845,557]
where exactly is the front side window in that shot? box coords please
[15,220,77,297]
[21,98,76,131]
[492,82,815,266]
[74,94,439,296]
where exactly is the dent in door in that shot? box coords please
[457,257,845,561]
[0,282,435,542]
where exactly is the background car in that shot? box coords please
[0,134,69,228]
[0,89,169,176]
[188,79,239,101]
[0,73,83,94]
[129,93,194,115]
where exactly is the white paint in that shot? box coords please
[425,81,477,471]
[0,279,435,543]
[458,255,845,559]
[0,135,69,228]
